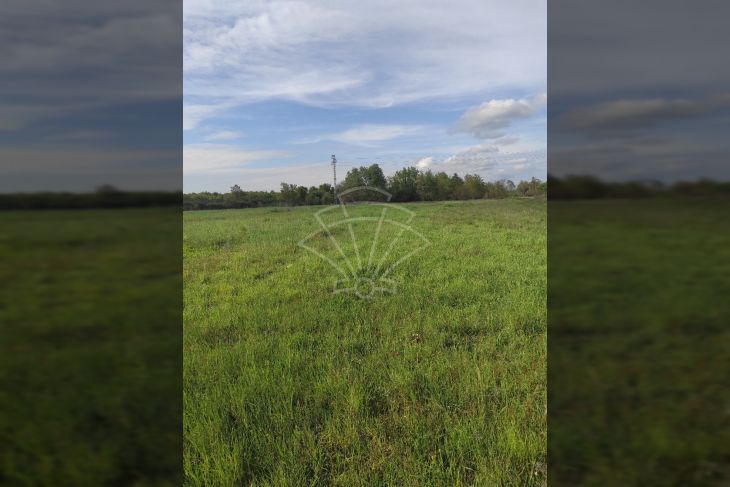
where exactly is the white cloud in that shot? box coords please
[184,2,350,73]
[184,103,233,130]
[462,143,500,156]
[183,144,288,172]
[331,124,427,145]
[413,144,546,181]
[557,97,728,135]
[444,144,500,166]
[205,130,244,141]
[184,0,546,126]
[456,93,546,139]
[416,156,433,169]
[492,135,520,146]
[3,3,180,112]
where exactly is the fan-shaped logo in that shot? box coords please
[298,186,431,299]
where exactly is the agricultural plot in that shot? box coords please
[184,198,547,485]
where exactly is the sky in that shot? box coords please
[4,0,728,194]
[549,0,730,182]
[0,0,181,192]
[183,0,547,192]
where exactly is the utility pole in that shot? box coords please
[331,154,337,193]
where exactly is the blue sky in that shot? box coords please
[183,0,547,192]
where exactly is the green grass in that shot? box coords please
[549,197,730,485]
[183,198,546,485]
[0,208,182,486]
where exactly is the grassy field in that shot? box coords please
[183,198,546,485]
[549,197,730,485]
[0,208,182,486]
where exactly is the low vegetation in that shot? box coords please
[184,198,547,485]
[549,197,730,484]
[0,208,182,485]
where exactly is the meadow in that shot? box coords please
[549,197,730,485]
[183,198,547,485]
[0,208,182,485]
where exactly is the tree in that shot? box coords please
[463,174,486,199]
[450,173,467,200]
[388,167,419,201]
[296,185,308,205]
[484,181,508,199]
[305,186,320,206]
[364,164,387,189]
[230,184,243,193]
[516,180,531,196]
[434,172,453,200]
[280,182,299,206]
[303,184,335,205]
[318,183,335,204]
[339,164,388,201]
[340,164,386,189]
[416,170,438,201]
[526,177,543,196]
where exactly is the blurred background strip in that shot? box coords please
[0,0,183,485]
[548,0,730,484]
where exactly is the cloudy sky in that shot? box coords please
[549,0,730,182]
[5,0,727,194]
[0,0,181,192]
[183,0,547,192]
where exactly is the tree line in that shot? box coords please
[0,186,181,210]
[549,175,730,199]
[184,164,547,210]
[4,172,723,211]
